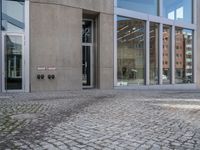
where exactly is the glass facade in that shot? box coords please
[116,0,194,87]
[1,0,25,32]
[117,17,145,86]
[117,0,158,16]
[163,0,192,23]
[175,28,193,84]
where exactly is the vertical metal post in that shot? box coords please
[159,24,163,85]
[24,0,30,92]
[193,0,197,84]
[159,0,163,17]
[171,26,175,84]
[146,20,150,85]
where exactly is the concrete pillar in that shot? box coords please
[98,13,114,89]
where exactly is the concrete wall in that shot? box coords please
[30,0,114,91]
[30,0,113,14]
[30,2,82,91]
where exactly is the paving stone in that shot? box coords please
[0,90,200,149]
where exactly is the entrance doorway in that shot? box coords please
[82,20,93,88]
[2,33,24,92]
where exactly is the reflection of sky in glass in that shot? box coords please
[163,0,192,23]
[117,0,158,15]
[2,0,25,31]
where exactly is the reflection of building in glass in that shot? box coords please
[175,29,185,78]
[175,29,193,83]
[185,33,193,76]
[6,35,22,79]
[162,28,193,84]
[162,26,171,84]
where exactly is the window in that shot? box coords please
[163,0,192,23]
[163,25,171,84]
[1,0,25,32]
[150,22,159,85]
[82,20,92,43]
[175,28,193,84]
[117,16,145,86]
[117,0,158,16]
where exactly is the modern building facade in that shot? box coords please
[0,0,200,92]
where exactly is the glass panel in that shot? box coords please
[117,0,158,16]
[163,0,192,23]
[82,46,91,86]
[150,22,159,85]
[175,28,193,84]
[82,20,92,43]
[5,35,23,90]
[1,0,25,31]
[117,16,145,86]
[163,25,171,84]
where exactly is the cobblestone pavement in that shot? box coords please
[1,90,200,150]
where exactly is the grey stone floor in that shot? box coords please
[0,90,200,150]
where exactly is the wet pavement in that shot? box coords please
[0,90,200,150]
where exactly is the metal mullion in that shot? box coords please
[159,24,163,85]
[24,0,30,92]
[193,0,197,25]
[1,33,5,92]
[171,26,175,84]
[146,20,150,85]
[159,0,163,17]
[174,22,196,30]
[115,8,148,21]
[193,30,196,83]
[193,0,197,84]
[114,15,117,87]
[114,0,117,8]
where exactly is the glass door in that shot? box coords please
[82,45,91,86]
[82,20,93,88]
[2,33,24,91]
